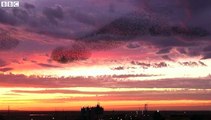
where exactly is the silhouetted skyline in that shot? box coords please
[0,0,211,111]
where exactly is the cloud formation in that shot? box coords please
[0,0,211,111]
[0,73,211,89]
[131,61,168,68]
[51,43,91,63]
[179,61,207,67]
[43,5,64,24]
[80,12,209,41]
[0,67,13,72]
[0,32,19,51]
[0,59,7,67]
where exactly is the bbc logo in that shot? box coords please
[1,1,19,8]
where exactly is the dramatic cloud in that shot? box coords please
[157,47,172,54]
[131,61,168,68]
[68,9,96,26]
[131,61,151,68]
[203,46,211,52]
[0,0,211,111]
[0,73,211,89]
[0,59,7,67]
[202,52,211,59]
[51,43,91,63]
[0,67,13,72]
[0,33,19,51]
[36,63,61,68]
[0,9,16,25]
[24,3,35,10]
[153,62,168,68]
[161,55,174,61]
[188,0,211,13]
[43,5,64,24]
[179,61,207,67]
[12,8,29,23]
[126,42,140,49]
[80,12,209,42]
[112,66,124,70]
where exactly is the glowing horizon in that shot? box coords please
[0,0,211,111]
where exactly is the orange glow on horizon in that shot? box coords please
[0,100,211,111]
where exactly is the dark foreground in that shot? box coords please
[0,111,211,120]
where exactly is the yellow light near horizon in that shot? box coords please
[1,99,211,111]
[1,86,211,111]
[10,60,211,80]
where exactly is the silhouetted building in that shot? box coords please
[81,104,104,120]
[140,104,151,120]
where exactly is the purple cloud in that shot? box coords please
[51,43,91,63]
[0,73,211,89]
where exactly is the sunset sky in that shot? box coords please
[0,0,211,111]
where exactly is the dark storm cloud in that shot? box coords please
[79,12,158,41]
[161,55,174,61]
[177,48,187,54]
[83,40,125,51]
[202,52,211,59]
[202,46,211,59]
[126,42,140,49]
[0,33,19,51]
[12,8,29,22]
[24,3,35,10]
[203,46,211,52]
[68,9,96,26]
[0,6,35,26]
[80,12,209,42]
[188,0,211,13]
[156,47,171,54]
[177,47,201,57]
[0,1,209,39]
[0,9,16,25]
[149,38,196,48]
[43,5,64,24]
[0,0,210,59]
[51,43,91,64]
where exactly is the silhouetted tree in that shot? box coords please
[94,104,104,120]
[94,104,104,115]
[81,104,104,120]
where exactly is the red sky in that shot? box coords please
[0,0,211,111]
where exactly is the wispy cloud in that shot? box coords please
[0,74,211,89]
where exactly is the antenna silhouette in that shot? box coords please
[144,104,148,112]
